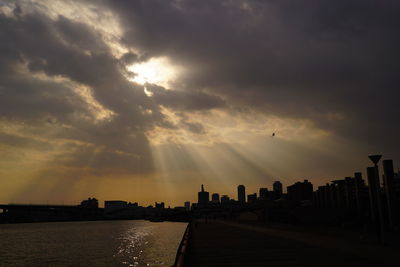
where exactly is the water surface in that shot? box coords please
[0,220,187,267]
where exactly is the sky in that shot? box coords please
[0,0,399,207]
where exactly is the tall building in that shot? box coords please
[332,179,346,208]
[273,181,283,198]
[259,188,269,200]
[238,185,246,204]
[211,193,220,203]
[287,180,313,202]
[198,184,209,205]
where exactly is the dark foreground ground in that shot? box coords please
[184,220,399,267]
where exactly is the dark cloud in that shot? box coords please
[0,2,230,176]
[0,132,53,151]
[1,0,400,181]
[107,0,400,157]
[0,6,155,174]
[51,139,153,175]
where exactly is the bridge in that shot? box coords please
[0,203,102,223]
[0,203,78,210]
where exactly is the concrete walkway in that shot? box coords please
[185,220,398,267]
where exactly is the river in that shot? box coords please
[0,220,187,267]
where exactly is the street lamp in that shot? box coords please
[368,154,385,243]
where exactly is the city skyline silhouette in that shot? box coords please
[2,154,399,224]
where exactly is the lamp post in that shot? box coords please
[368,154,385,244]
[383,159,399,231]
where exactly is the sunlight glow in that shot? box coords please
[146,107,346,204]
[144,87,154,97]
[146,107,329,147]
[127,57,179,88]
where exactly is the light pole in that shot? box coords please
[368,154,385,244]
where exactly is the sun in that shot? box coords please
[127,57,179,88]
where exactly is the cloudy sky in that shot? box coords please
[0,0,399,207]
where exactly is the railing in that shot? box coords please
[173,222,191,267]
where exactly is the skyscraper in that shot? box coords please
[238,185,246,204]
[198,184,209,205]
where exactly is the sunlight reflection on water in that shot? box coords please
[115,226,152,266]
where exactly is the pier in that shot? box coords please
[179,220,399,267]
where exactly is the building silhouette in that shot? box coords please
[198,184,209,205]
[273,181,283,199]
[238,185,246,204]
[155,202,165,209]
[79,197,99,209]
[287,180,313,202]
[221,195,230,204]
[184,201,190,211]
[212,193,220,203]
[104,200,128,213]
[247,193,257,203]
[314,174,368,211]
[259,188,269,200]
